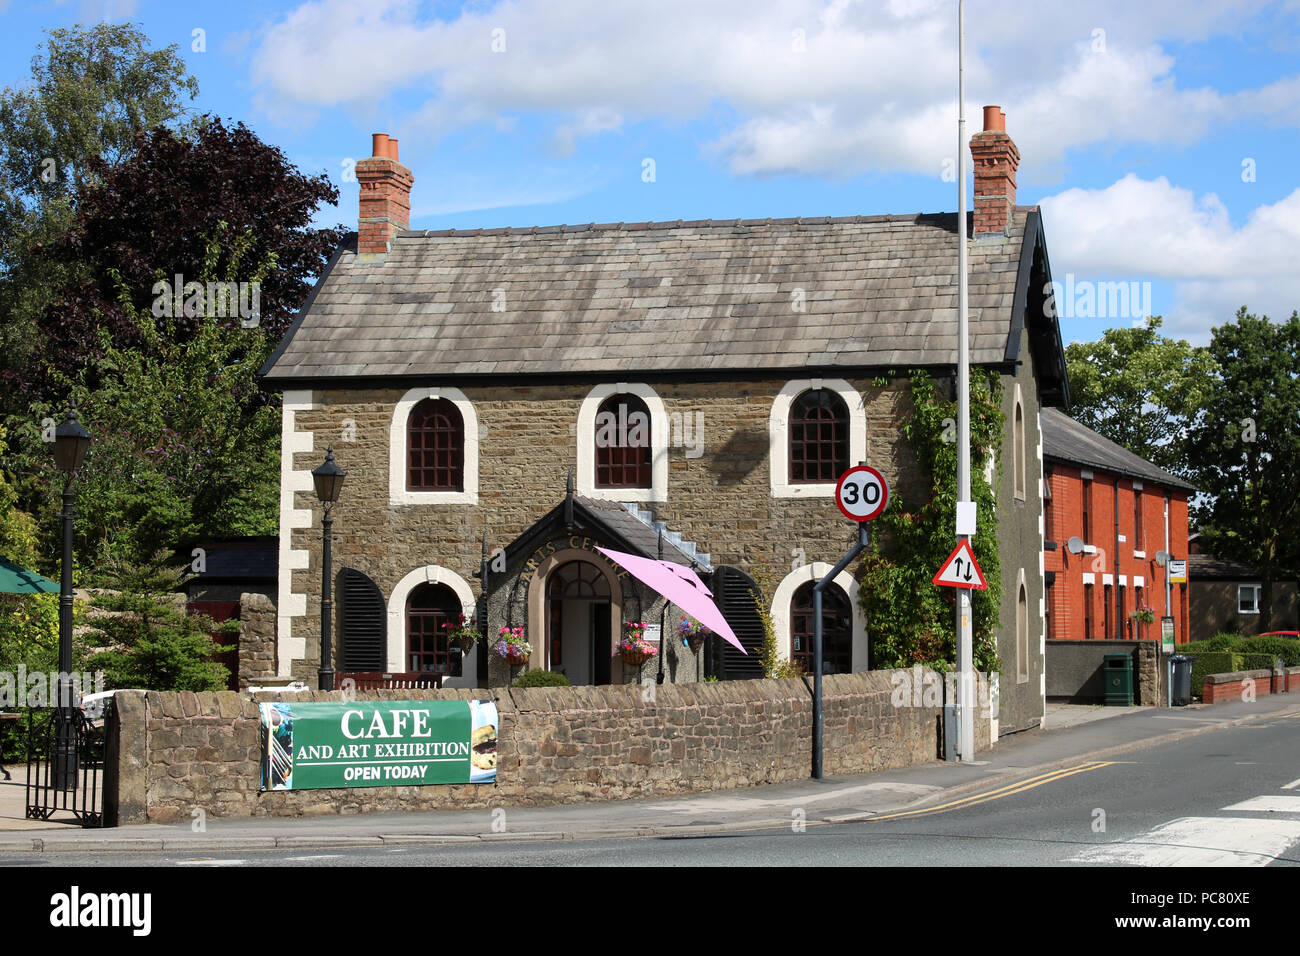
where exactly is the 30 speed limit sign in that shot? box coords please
[834,465,889,522]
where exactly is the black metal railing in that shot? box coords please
[25,708,103,827]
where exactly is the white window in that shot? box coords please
[769,379,866,498]
[1238,584,1262,615]
[576,383,668,502]
[389,387,479,505]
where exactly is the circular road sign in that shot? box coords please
[834,465,889,522]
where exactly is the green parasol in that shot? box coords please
[0,556,58,594]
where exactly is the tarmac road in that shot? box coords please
[9,700,1300,867]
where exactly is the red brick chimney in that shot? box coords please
[355,132,414,256]
[970,106,1019,237]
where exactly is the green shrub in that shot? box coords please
[1189,652,1239,698]
[1205,632,1242,651]
[511,669,571,688]
[1235,636,1300,667]
[1178,641,1215,656]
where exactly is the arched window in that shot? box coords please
[789,389,849,483]
[1013,398,1025,500]
[790,580,853,675]
[1016,580,1029,682]
[407,398,464,491]
[594,393,651,488]
[407,582,462,676]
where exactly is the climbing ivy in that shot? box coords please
[860,369,1004,673]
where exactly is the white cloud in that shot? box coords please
[247,0,1300,178]
[1039,174,1300,340]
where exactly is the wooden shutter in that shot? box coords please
[713,566,767,680]
[340,568,386,671]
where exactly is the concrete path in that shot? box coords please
[1,695,1293,853]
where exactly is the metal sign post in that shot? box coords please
[954,0,976,764]
[813,464,889,779]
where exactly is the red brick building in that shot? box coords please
[1041,409,1193,644]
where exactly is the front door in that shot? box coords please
[546,560,612,685]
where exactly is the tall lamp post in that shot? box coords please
[312,446,346,691]
[52,404,91,790]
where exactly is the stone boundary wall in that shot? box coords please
[105,670,991,825]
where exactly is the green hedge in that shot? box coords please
[1189,652,1239,698]
[1235,636,1300,667]
[511,669,571,688]
[1238,652,1282,673]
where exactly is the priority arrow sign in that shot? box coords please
[933,539,987,590]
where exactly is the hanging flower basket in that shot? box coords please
[1129,605,1156,625]
[677,616,712,653]
[617,634,658,667]
[444,615,482,655]
[494,627,532,664]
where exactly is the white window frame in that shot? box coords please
[387,564,479,688]
[1238,583,1262,615]
[771,562,867,671]
[389,387,479,505]
[576,382,668,503]
[769,379,866,498]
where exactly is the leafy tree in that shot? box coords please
[13,232,281,574]
[1063,316,1216,475]
[861,370,1003,672]
[84,553,233,692]
[13,117,343,402]
[1184,308,1300,630]
[0,22,199,387]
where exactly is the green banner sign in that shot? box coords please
[259,699,498,791]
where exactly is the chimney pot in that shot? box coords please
[387,137,399,162]
[371,132,390,159]
[982,106,1005,133]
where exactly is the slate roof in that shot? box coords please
[185,538,278,582]
[1189,554,1300,581]
[1041,408,1196,491]
[261,209,1058,385]
[501,493,706,569]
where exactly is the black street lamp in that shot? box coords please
[312,446,346,691]
[53,404,90,790]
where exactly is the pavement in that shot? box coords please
[1,695,1295,853]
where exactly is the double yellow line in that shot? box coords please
[865,761,1117,822]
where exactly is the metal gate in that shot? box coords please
[25,708,104,827]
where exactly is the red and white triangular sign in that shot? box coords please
[933,540,987,590]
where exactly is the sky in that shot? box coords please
[2,0,1298,346]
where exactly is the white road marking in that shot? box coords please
[1281,777,1300,790]
[283,854,342,861]
[176,859,246,866]
[1070,817,1300,867]
[644,781,942,814]
[1223,795,1300,813]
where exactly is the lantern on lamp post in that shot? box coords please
[312,446,346,691]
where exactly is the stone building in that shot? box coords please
[259,108,1069,735]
